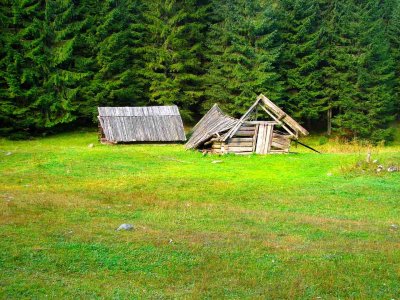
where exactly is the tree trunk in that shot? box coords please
[327,107,332,136]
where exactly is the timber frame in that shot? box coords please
[185,94,309,155]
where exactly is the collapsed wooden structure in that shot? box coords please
[185,94,308,154]
[98,106,186,143]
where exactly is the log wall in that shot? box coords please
[209,124,291,155]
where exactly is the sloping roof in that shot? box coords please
[223,94,309,140]
[185,104,238,149]
[98,106,180,117]
[98,106,186,142]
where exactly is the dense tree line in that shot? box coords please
[0,0,399,141]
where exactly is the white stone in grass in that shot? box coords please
[88,143,94,148]
[390,224,398,230]
[211,160,223,164]
[5,151,12,156]
[327,172,333,176]
[116,223,134,231]
[387,166,398,172]
[373,159,378,164]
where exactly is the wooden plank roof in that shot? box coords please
[98,106,186,142]
[185,104,238,149]
[98,106,180,117]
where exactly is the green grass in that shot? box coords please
[1,131,400,299]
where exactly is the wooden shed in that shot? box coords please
[98,106,186,143]
[185,94,308,154]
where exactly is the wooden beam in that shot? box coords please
[258,104,296,137]
[259,94,309,136]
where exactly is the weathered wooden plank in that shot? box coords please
[229,138,253,142]
[264,125,273,154]
[234,130,255,137]
[226,141,253,147]
[255,124,265,154]
[238,126,256,131]
[258,94,309,136]
[228,146,254,152]
[252,124,259,152]
[185,104,238,149]
[271,142,288,150]
[273,136,290,143]
[246,121,278,125]
[98,106,180,117]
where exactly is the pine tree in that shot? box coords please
[276,0,324,127]
[141,0,209,121]
[329,1,396,141]
[204,0,282,116]
[0,0,14,135]
[0,0,98,136]
[385,0,400,118]
[92,0,147,112]
[318,0,359,136]
[0,0,48,137]
[41,0,96,128]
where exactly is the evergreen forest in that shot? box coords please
[1,0,399,141]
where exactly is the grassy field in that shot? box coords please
[1,131,400,299]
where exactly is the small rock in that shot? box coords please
[5,152,12,156]
[387,166,398,172]
[327,172,333,177]
[88,143,94,148]
[376,165,384,172]
[169,239,173,243]
[373,159,378,164]
[390,224,398,230]
[211,160,223,164]
[116,223,134,231]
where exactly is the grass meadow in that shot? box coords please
[1,130,400,299]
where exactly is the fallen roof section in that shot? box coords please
[185,104,238,149]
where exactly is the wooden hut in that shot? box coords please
[98,106,186,143]
[185,94,308,154]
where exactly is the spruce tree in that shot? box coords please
[141,0,209,121]
[329,1,396,141]
[41,0,96,128]
[92,0,147,111]
[385,0,400,118]
[0,0,48,137]
[276,0,324,126]
[204,0,282,116]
